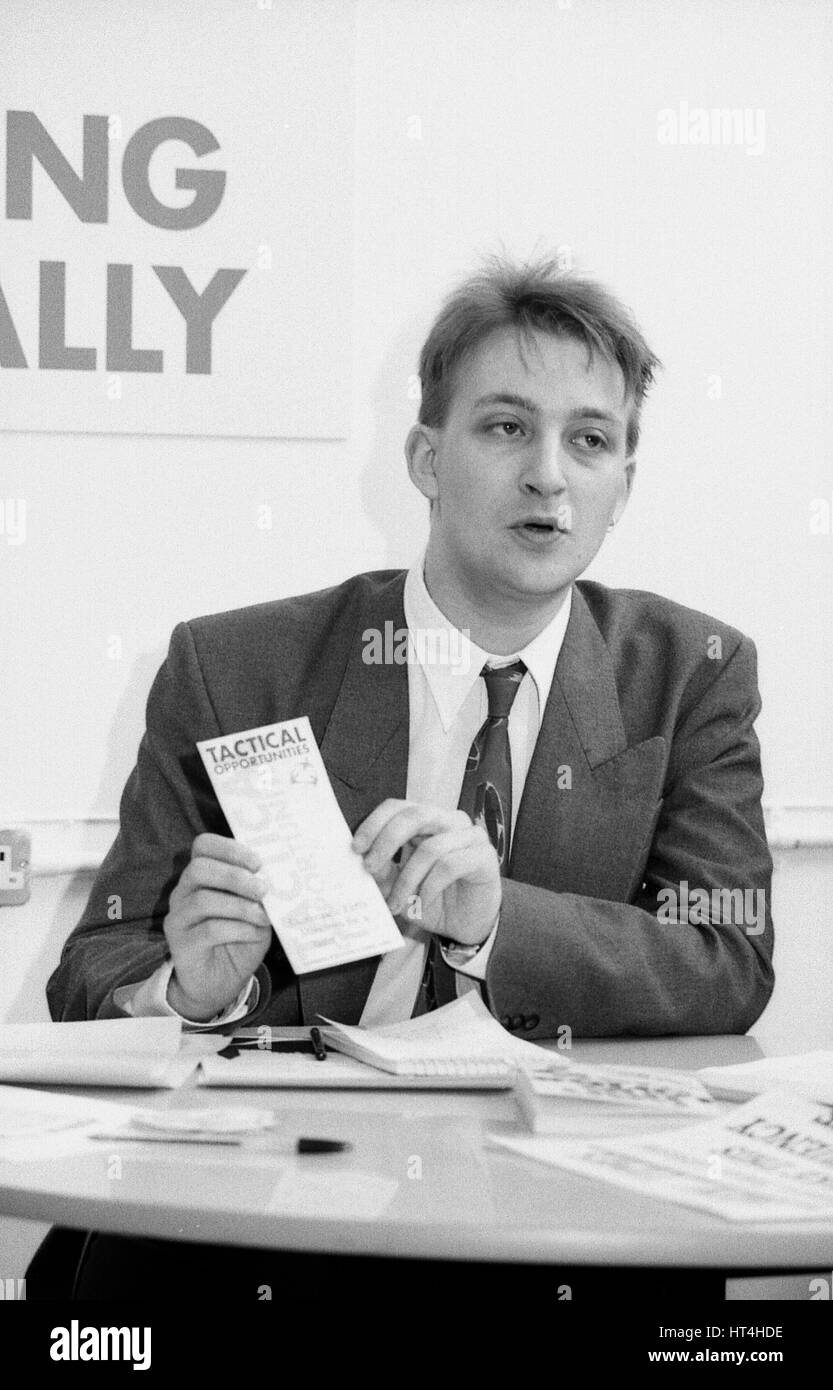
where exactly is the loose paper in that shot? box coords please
[197,717,402,974]
[492,1090,833,1222]
[0,1017,200,1088]
[89,1105,278,1145]
[698,1051,833,1105]
[0,1085,132,1160]
[0,1017,182,1058]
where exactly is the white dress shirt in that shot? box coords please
[116,561,571,1028]
[114,956,258,1027]
[359,558,571,1024]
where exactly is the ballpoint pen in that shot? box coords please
[309,1026,327,1061]
[90,1130,350,1153]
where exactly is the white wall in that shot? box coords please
[2,0,832,822]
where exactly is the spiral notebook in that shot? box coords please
[318,993,563,1078]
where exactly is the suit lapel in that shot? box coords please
[511,586,666,903]
[318,571,410,825]
[300,573,410,1023]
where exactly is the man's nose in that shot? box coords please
[519,435,568,496]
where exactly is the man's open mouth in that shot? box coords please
[512,517,563,536]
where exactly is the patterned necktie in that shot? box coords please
[457,659,527,872]
[417,659,527,1012]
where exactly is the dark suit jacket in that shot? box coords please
[47,570,774,1038]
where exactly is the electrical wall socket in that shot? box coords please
[0,828,31,905]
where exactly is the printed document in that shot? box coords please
[197,717,403,974]
[491,1090,833,1222]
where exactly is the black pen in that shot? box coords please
[296,1138,348,1154]
[309,1026,327,1061]
[90,1130,351,1154]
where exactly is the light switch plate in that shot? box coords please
[0,828,31,904]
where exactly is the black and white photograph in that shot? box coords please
[0,0,831,1369]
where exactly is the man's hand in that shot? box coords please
[353,800,501,946]
[163,833,272,1021]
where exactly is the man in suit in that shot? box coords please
[47,256,773,1039]
[36,256,772,1299]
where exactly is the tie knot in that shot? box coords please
[481,659,526,719]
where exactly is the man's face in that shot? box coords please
[413,326,635,608]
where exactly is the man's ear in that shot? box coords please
[611,457,636,526]
[405,423,440,502]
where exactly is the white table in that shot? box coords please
[1,1035,831,1271]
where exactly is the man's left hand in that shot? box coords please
[352,799,501,946]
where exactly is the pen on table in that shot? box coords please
[91,1131,351,1153]
[218,1041,318,1057]
[309,1026,327,1061]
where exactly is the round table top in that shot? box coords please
[2,1034,831,1270]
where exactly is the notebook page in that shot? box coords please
[198,1050,512,1089]
[320,993,563,1069]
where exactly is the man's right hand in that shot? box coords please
[163,833,272,1021]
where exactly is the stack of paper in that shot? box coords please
[0,1018,216,1088]
[514,1062,717,1133]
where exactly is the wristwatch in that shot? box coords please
[440,909,501,964]
[440,939,484,964]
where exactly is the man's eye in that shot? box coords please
[488,420,524,437]
[572,431,608,451]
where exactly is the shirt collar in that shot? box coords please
[403,554,572,732]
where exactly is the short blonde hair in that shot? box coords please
[418,255,660,454]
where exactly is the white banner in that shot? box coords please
[0,0,353,437]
